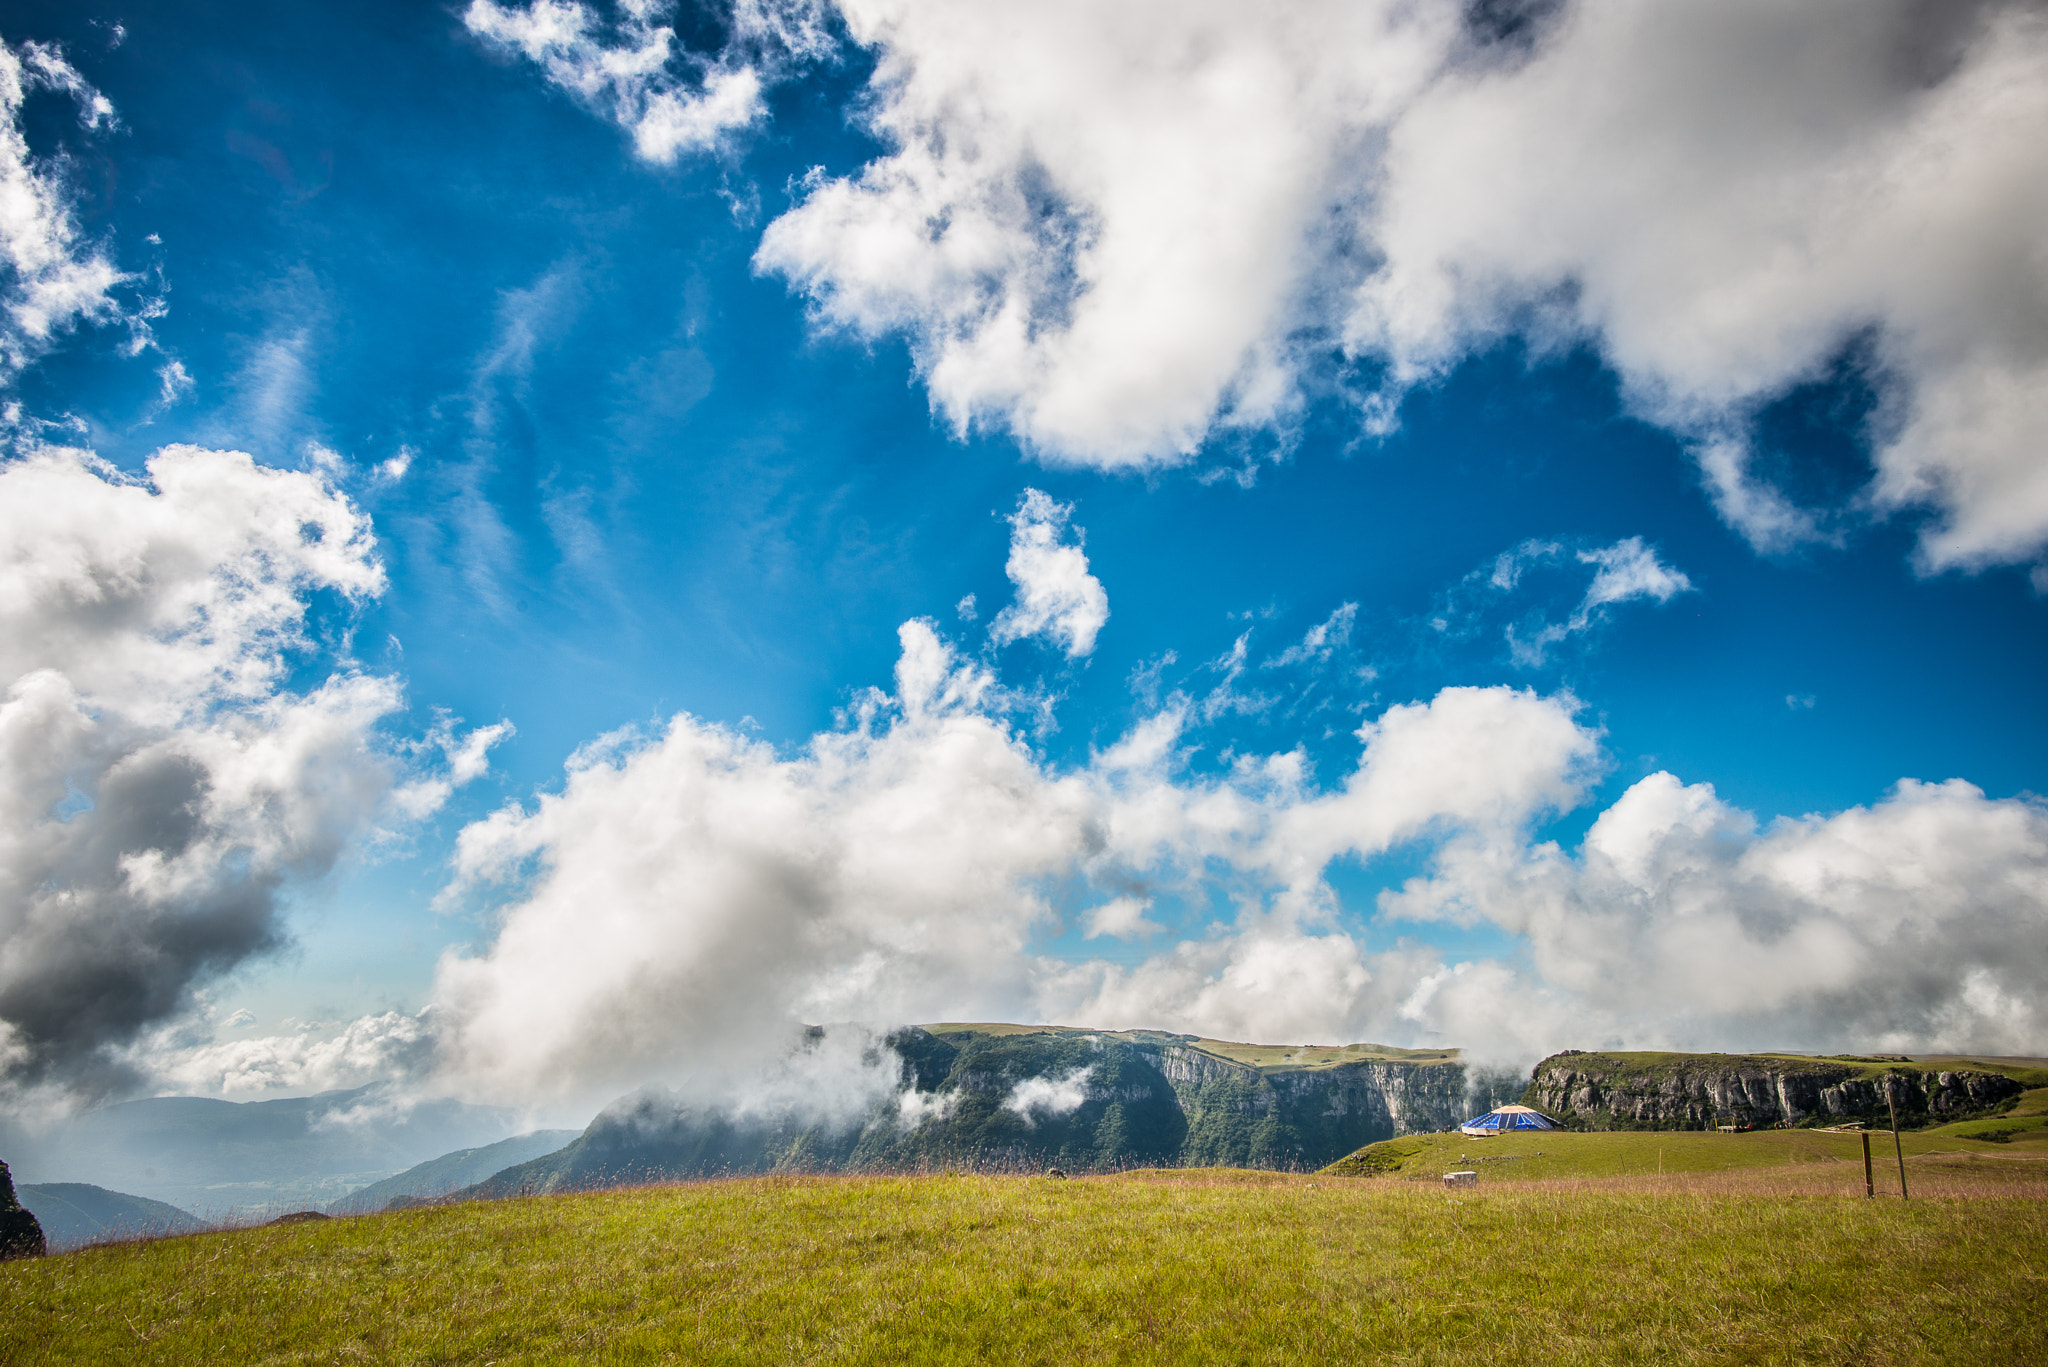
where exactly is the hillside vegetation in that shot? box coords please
[5,1158,2045,1365]
[1326,1080,2048,1180]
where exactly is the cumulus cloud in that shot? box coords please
[1002,1066,1092,1125]
[463,0,832,162]
[755,0,1450,465]
[1082,895,1162,941]
[67,480,2027,1109]
[410,599,1609,1114]
[987,489,1109,658]
[0,447,496,1107]
[183,582,2041,1111]
[428,618,1096,1108]
[1384,773,2048,1062]
[126,1009,439,1099]
[1357,1,2048,572]
[463,0,2046,573]
[0,36,130,379]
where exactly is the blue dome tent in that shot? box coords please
[1459,1104,1560,1136]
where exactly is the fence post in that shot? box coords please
[1887,1086,1909,1201]
[1861,1131,1873,1198]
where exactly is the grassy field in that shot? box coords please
[5,1146,2046,1366]
[1321,1088,2048,1183]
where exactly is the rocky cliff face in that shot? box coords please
[0,1160,47,1260]
[457,1026,1472,1200]
[1523,1051,2027,1130]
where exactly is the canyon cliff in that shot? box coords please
[455,1025,1473,1199]
[1522,1050,2031,1130]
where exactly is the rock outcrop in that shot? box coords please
[1523,1051,2028,1130]
[0,1161,47,1260]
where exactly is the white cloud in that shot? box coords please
[1382,772,2048,1062]
[463,0,831,162]
[761,2,2048,571]
[1264,601,1356,670]
[1352,1,2048,571]
[0,447,486,1107]
[155,359,193,405]
[1578,538,1692,613]
[988,488,1109,658]
[1002,1065,1092,1124]
[409,600,1612,1113]
[0,37,130,380]
[391,716,514,819]
[127,1009,438,1098]
[468,2,2048,572]
[428,618,1095,1108]
[1082,895,1162,941]
[895,1082,959,1128]
[1478,536,1694,666]
[755,0,1451,465]
[162,589,2038,1110]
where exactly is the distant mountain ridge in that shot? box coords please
[451,1024,1473,1199]
[2,1084,520,1216]
[15,1184,206,1253]
[327,1131,580,1214]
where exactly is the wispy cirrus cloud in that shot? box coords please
[1504,536,1695,665]
[1419,534,1696,667]
[1264,602,1357,671]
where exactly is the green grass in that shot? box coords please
[1321,1123,2048,1183]
[1918,1087,2048,1146]
[5,1158,2046,1365]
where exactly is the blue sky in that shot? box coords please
[3,0,2046,1116]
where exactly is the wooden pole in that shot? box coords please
[1887,1088,1909,1200]
[1861,1131,1873,1198]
